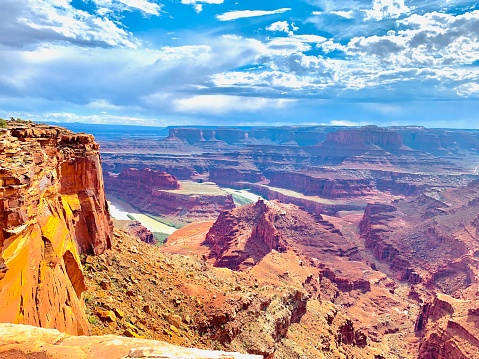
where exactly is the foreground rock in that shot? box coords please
[0,122,112,335]
[0,323,260,359]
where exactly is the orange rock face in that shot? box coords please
[0,123,112,335]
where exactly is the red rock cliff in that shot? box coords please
[325,126,404,150]
[0,123,112,335]
[205,200,358,270]
[115,168,180,190]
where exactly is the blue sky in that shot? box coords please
[1,0,479,128]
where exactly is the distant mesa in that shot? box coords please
[113,168,181,190]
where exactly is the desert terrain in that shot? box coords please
[1,121,479,358]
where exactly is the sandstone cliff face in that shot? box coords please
[209,168,265,185]
[359,184,479,293]
[204,200,281,270]
[0,124,112,335]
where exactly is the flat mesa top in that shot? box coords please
[159,180,227,196]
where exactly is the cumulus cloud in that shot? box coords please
[217,8,291,21]
[0,0,138,48]
[364,0,410,20]
[0,33,269,118]
[3,0,479,126]
[266,21,292,34]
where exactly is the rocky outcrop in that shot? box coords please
[205,200,359,270]
[337,319,368,347]
[127,221,155,244]
[359,203,417,281]
[205,200,286,270]
[0,123,112,335]
[320,267,371,293]
[0,323,261,359]
[416,294,479,359]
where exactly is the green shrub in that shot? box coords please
[0,118,6,129]
[153,232,169,245]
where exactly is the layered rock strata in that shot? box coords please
[416,294,479,359]
[360,182,479,293]
[106,173,235,222]
[205,200,359,270]
[0,123,112,335]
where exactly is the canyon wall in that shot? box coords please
[264,171,373,198]
[106,171,235,222]
[415,294,479,359]
[0,124,112,335]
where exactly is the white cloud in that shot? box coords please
[455,83,479,97]
[331,10,354,19]
[217,8,291,21]
[181,0,223,4]
[291,34,327,43]
[87,99,126,110]
[173,95,295,114]
[181,0,224,13]
[364,0,410,20]
[1,0,139,48]
[90,0,162,16]
[266,21,292,34]
[329,120,367,126]
[265,34,327,55]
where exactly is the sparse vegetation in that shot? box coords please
[144,213,185,229]
[231,193,254,206]
[87,315,99,325]
[0,118,6,129]
[9,117,32,124]
[152,232,169,245]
